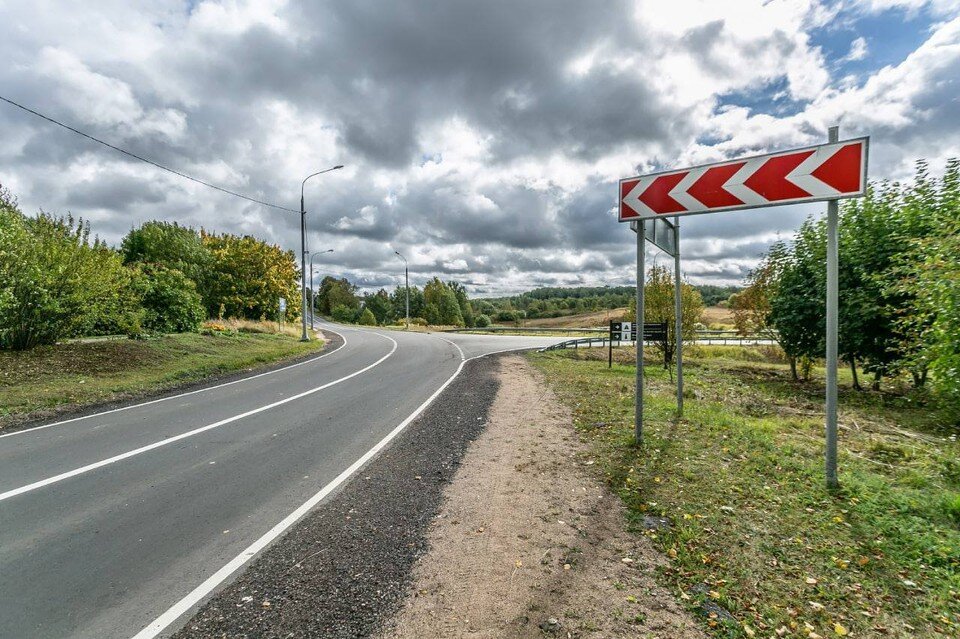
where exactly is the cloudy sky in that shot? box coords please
[1,0,959,295]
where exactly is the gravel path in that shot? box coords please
[379,355,705,639]
[174,355,501,638]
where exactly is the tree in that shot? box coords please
[364,289,392,325]
[390,285,424,320]
[768,218,830,380]
[331,304,356,323]
[891,158,960,416]
[423,278,464,326]
[132,264,205,333]
[448,281,475,327]
[423,302,441,326]
[731,241,799,375]
[317,276,359,315]
[120,221,209,289]
[358,307,377,326]
[201,232,300,320]
[627,265,704,369]
[0,206,134,350]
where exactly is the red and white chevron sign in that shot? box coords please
[619,138,869,221]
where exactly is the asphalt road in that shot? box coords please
[0,323,563,639]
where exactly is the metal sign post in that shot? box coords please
[674,216,683,416]
[635,220,644,445]
[825,126,840,489]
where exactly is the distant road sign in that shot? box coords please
[279,298,287,313]
[610,321,668,342]
[619,137,868,221]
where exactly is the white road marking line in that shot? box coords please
[0,333,396,504]
[0,330,348,441]
[130,342,560,639]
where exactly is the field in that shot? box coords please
[0,325,324,429]
[531,346,959,638]
[502,308,627,328]
[701,305,736,329]
[507,305,736,330]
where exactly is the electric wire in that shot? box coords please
[0,94,297,212]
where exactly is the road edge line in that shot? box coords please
[129,343,538,639]
[0,332,395,503]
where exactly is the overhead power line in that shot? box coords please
[0,94,297,213]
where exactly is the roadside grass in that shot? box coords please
[0,330,324,428]
[531,346,960,638]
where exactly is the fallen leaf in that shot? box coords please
[806,577,819,585]
[834,622,849,635]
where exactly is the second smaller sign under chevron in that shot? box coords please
[619,137,868,221]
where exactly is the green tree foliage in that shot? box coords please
[423,277,464,326]
[201,232,300,320]
[363,289,392,325]
[762,159,956,392]
[475,313,491,327]
[768,219,827,380]
[331,304,356,323]
[448,281,475,327]
[133,264,206,333]
[626,265,705,368]
[120,221,209,286]
[317,276,359,315]
[390,285,424,320]
[357,307,377,326]
[423,303,441,325]
[0,201,134,349]
[891,159,960,415]
[476,284,738,320]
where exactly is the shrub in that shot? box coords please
[331,304,356,323]
[134,264,206,333]
[0,207,133,350]
[475,314,491,327]
[410,317,428,326]
[358,308,377,326]
[495,310,519,322]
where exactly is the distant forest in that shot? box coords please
[476,283,739,321]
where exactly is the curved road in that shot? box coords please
[0,323,563,639]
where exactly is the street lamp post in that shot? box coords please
[300,165,343,341]
[308,249,334,327]
[394,250,409,330]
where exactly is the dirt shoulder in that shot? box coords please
[380,355,704,639]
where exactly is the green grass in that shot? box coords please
[0,331,324,427]
[531,346,960,638]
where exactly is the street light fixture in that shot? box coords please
[308,249,334,327]
[300,165,343,341]
[394,250,409,330]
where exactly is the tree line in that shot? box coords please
[0,185,300,350]
[313,276,481,327]
[477,283,738,322]
[731,159,959,416]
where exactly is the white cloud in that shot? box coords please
[845,36,869,61]
[0,0,958,293]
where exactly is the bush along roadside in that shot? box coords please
[532,347,959,639]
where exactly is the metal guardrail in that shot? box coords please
[443,326,605,334]
[540,335,776,352]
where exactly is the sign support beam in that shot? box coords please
[674,216,683,417]
[825,126,840,489]
[635,220,645,445]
